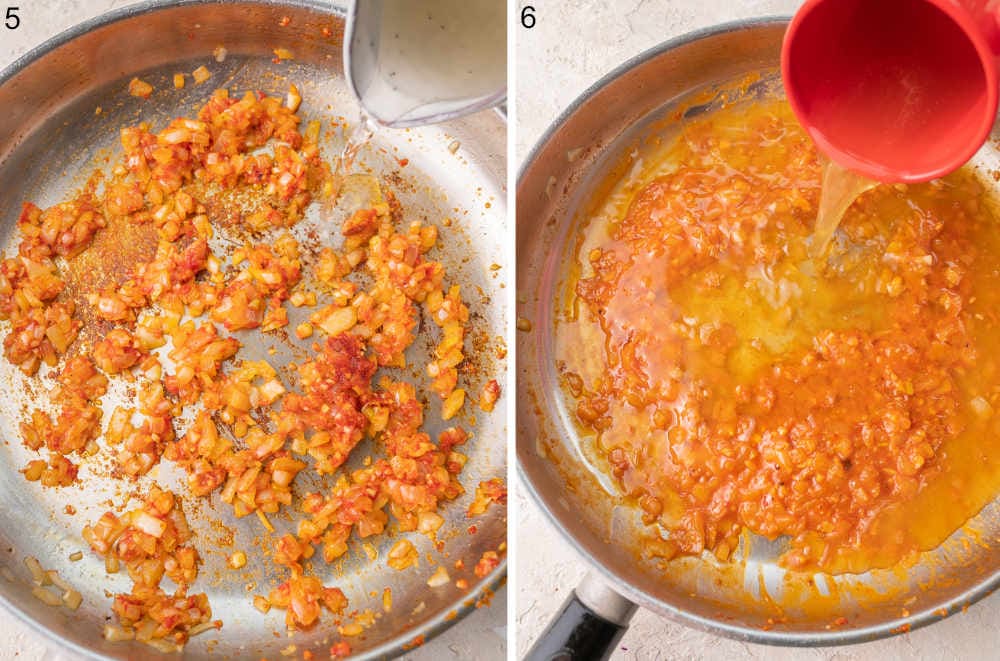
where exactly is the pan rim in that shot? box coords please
[0,1,507,659]
[515,15,1000,647]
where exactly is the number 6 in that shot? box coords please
[521,5,535,29]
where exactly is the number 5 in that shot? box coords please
[5,7,19,30]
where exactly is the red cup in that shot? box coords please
[782,0,1000,183]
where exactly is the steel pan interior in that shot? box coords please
[517,19,999,646]
[0,1,507,658]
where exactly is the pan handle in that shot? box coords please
[524,572,637,661]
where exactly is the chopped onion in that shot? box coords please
[103,625,135,642]
[192,65,211,84]
[339,623,364,637]
[417,511,444,535]
[971,395,993,418]
[128,78,153,99]
[24,556,47,585]
[387,539,418,571]
[133,511,167,538]
[258,379,285,403]
[286,84,301,112]
[441,388,466,421]
[32,585,62,607]
[48,570,73,592]
[228,551,247,569]
[427,566,450,587]
[314,305,357,336]
[256,509,274,533]
[62,589,83,611]
[253,595,271,613]
[189,621,217,637]
[143,638,180,653]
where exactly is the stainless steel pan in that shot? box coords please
[517,19,999,656]
[0,1,507,658]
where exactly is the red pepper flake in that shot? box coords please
[935,608,948,617]
[402,635,425,651]
[279,16,291,27]
[329,641,350,658]
[890,623,911,634]
[398,158,409,168]
[322,27,332,38]
[467,524,478,535]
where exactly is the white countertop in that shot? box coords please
[0,1,504,659]
[514,1,998,659]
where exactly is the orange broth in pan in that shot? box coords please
[556,99,1000,574]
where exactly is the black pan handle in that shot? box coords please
[524,572,638,661]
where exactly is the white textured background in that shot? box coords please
[515,0,999,659]
[0,1,505,659]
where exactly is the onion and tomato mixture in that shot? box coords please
[558,98,1000,574]
[5,80,504,651]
